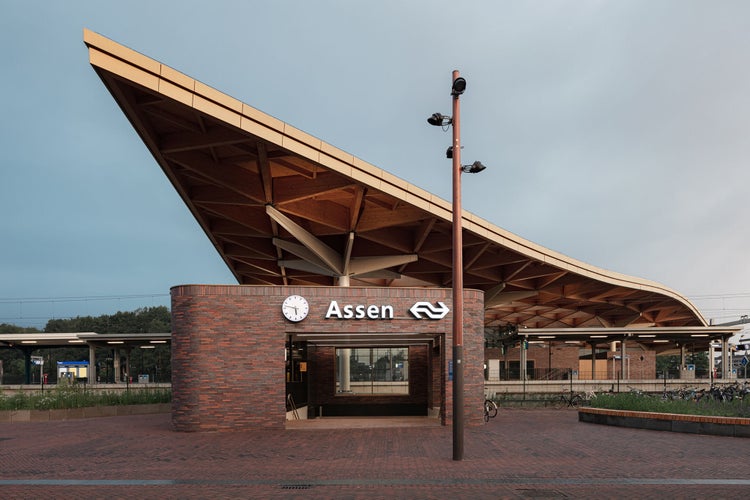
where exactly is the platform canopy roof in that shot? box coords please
[516,326,740,356]
[84,29,707,331]
[0,332,171,348]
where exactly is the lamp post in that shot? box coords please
[427,70,486,461]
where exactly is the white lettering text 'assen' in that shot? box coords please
[325,300,394,320]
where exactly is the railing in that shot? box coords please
[488,368,585,381]
[488,368,716,382]
[0,383,171,395]
[286,393,300,420]
[335,381,409,395]
[485,377,748,402]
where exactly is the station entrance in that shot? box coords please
[286,333,444,419]
[171,284,485,431]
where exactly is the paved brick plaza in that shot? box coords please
[1,409,748,498]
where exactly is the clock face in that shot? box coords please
[282,295,309,322]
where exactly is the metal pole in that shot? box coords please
[23,349,31,385]
[569,368,573,393]
[548,341,552,379]
[451,69,464,461]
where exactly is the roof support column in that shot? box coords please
[88,344,97,384]
[337,274,351,393]
[113,348,121,384]
[721,336,731,379]
[679,344,687,379]
[590,343,597,381]
[22,348,32,385]
[124,347,132,384]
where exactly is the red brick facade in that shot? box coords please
[486,345,581,377]
[170,285,484,431]
[485,343,657,380]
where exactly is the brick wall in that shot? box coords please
[486,342,658,380]
[607,347,656,379]
[170,285,287,432]
[171,285,484,431]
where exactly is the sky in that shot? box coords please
[1,0,749,335]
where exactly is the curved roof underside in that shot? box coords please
[84,29,706,329]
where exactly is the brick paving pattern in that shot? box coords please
[1,408,748,498]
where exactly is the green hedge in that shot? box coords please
[0,385,171,411]
[589,392,750,418]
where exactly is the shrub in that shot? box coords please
[0,385,171,411]
[589,391,750,418]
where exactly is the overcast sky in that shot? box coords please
[1,0,749,334]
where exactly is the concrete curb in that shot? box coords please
[579,407,750,438]
[0,403,170,423]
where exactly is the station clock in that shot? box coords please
[282,295,309,322]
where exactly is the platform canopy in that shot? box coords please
[0,332,170,348]
[515,326,740,356]
[84,29,706,330]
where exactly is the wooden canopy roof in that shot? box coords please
[84,29,706,330]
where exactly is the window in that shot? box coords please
[336,347,409,395]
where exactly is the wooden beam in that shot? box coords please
[159,127,250,153]
[273,173,355,205]
[257,141,274,204]
[349,254,418,276]
[165,151,266,203]
[272,237,333,273]
[266,205,343,275]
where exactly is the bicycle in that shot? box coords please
[555,390,583,409]
[484,399,498,422]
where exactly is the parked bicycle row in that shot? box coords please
[482,381,750,416]
[484,387,599,413]
[660,381,750,402]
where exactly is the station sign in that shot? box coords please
[323,299,449,320]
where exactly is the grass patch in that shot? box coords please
[0,384,171,411]
[589,391,750,418]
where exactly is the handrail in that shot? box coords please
[286,393,300,420]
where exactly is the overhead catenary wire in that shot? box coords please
[0,293,171,329]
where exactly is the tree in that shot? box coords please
[43,306,170,334]
[485,324,518,349]
[656,351,709,378]
[0,323,42,383]
[0,307,171,384]
[0,323,40,334]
